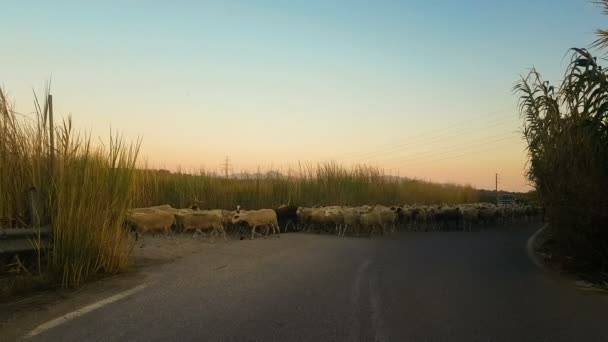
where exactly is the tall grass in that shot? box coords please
[515,49,608,273]
[1,86,479,286]
[0,88,140,287]
[132,162,480,210]
[0,89,51,227]
[51,125,139,285]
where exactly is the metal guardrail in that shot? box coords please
[0,226,51,255]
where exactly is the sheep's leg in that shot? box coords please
[218,224,227,241]
[250,225,256,239]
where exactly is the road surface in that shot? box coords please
[18,224,608,341]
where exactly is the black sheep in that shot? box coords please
[274,205,299,232]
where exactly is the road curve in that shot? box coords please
[26,224,608,341]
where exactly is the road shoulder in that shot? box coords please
[527,224,608,295]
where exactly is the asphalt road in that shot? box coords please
[25,224,608,341]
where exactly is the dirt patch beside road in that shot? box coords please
[130,233,238,268]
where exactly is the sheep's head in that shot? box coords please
[232,214,244,224]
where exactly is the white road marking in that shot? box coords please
[369,272,387,342]
[24,283,151,339]
[526,224,548,270]
[350,259,371,340]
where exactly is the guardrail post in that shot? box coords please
[29,186,40,228]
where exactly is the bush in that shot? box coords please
[515,49,608,272]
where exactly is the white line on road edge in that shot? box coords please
[24,283,151,339]
[526,224,548,270]
[350,259,371,341]
[369,272,387,342]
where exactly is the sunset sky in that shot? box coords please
[2,1,605,192]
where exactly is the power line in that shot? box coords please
[378,131,519,166]
[333,109,516,161]
[393,138,517,169]
[395,135,517,168]
[347,120,519,164]
[335,108,512,160]
[335,112,519,163]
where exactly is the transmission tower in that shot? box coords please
[221,156,232,178]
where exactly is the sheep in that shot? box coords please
[339,207,361,236]
[434,206,462,231]
[274,205,299,232]
[310,208,331,233]
[125,210,175,239]
[461,207,479,231]
[221,210,238,233]
[296,207,315,231]
[398,207,413,228]
[149,204,174,211]
[414,207,428,230]
[175,210,227,241]
[324,207,345,235]
[502,205,514,222]
[232,209,280,239]
[374,206,398,234]
[525,205,540,221]
[478,206,498,227]
[359,211,382,236]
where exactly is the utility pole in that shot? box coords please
[495,173,500,204]
[221,156,232,178]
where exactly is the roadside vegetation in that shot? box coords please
[1,89,140,289]
[1,89,481,290]
[132,165,479,210]
[515,3,608,280]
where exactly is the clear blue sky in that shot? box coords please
[2,1,605,191]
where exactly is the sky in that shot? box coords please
[1,1,606,192]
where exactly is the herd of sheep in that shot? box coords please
[125,203,543,240]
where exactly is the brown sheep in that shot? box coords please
[126,210,175,238]
[175,210,227,241]
[232,209,280,240]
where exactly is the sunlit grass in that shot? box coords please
[132,162,479,210]
[1,88,140,287]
